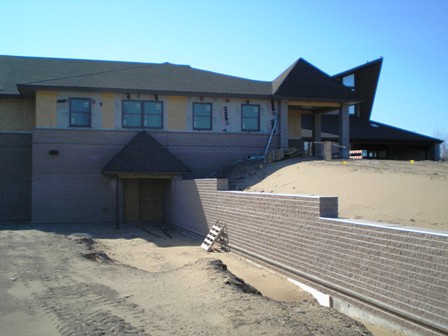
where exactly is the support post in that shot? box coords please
[313,112,322,157]
[279,100,289,149]
[339,104,350,159]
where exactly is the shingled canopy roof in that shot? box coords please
[102,131,191,176]
[1,55,359,102]
[301,115,442,143]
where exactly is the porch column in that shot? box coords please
[279,100,289,148]
[339,104,350,159]
[312,112,322,157]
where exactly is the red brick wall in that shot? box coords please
[166,178,448,336]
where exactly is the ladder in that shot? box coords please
[264,112,278,156]
[201,221,226,251]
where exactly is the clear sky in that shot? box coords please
[1,0,447,138]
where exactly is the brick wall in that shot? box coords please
[166,178,448,336]
[31,129,275,222]
[0,133,32,222]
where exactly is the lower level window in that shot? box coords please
[70,98,91,127]
[241,104,260,131]
[122,100,163,129]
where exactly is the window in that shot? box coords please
[348,104,357,115]
[70,98,91,127]
[193,103,212,130]
[342,74,355,90]
[241,104,260,131]
[122,100,163,129]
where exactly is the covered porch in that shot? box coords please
[272,59,360,159]
[102,131,190,227]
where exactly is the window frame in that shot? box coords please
[192,102,212,131]
[69,98,91,127]
[241,104,260,132]
[122,100,164,129]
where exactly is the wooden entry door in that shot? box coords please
[124,178,167,224]
[139,179,164,223]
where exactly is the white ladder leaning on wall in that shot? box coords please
[201,221,226,251]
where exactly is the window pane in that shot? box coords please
[349,105,356,115]
[342,74,355,87]
[71,112,90,126]
[193,103,212,117]
[70,98,90,113]
[143,101,162,115]
[242,118,259,131]
[194,116,211,130]
[123,101,141,114]
[123,114,141,127]
[242,105,259,118]
[144,115,162,128]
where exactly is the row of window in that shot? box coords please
[69,98,261,131]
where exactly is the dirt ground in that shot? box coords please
[0,223,402,336]
[217,158,448,231]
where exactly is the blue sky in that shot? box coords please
[1,0,447,138]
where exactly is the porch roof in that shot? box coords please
[102,131,191,176]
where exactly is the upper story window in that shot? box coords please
[193,103,212,130]
[122,100,163,129]
[342,74,355,90]
[241,104,260,131]
[70,98,91,127]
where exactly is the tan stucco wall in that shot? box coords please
[288,109,302,138]
[36,91,57,127]
[101,93,115,129]
[166,96,187,130]
[0,98,35,131]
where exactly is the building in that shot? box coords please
[0,55,441,223]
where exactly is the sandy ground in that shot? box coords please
[220,158,448,231]
[0,223,403,336]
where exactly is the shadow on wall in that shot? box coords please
[165,178,214,236]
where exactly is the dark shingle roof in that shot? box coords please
[1,55,271,98]
[301,115,442,143]
[333,58,383,120]
[272,58,360,102]
[102,131,191,175]
[1,55,359,102]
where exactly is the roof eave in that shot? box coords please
[17,84,272,100]
[273,95,361,104]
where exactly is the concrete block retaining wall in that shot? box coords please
[166,178,448,336]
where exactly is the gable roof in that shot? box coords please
[102,131,191,175]
[333,58,383,120]
[1,55,359,103]
[272,58,360,102]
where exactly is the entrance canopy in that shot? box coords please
[102,131,191,178]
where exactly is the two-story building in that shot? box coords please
[0,55,441,224]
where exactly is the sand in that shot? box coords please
[0,223,403,336]
[222,158,448,231]
[2,158,438,335]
